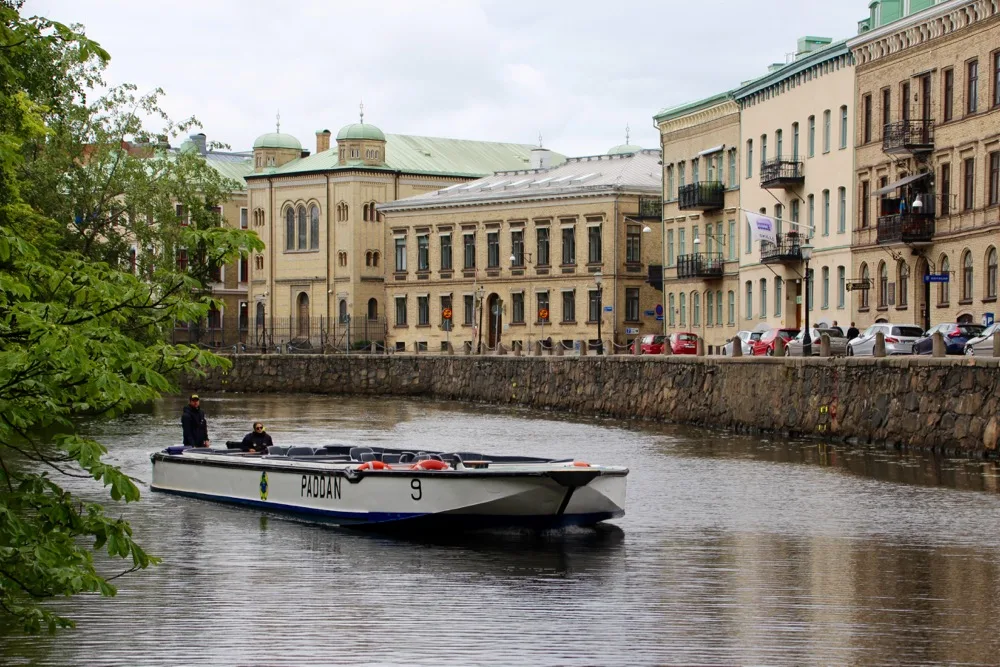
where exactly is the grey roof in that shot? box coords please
[379,149,662,212]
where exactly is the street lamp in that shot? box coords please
[475,285,486,354]
[594,271,604,355]
[801,242,814,357]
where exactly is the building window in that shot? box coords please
[990,152,1000,206]
[297,206,307,250]
[728,148,737,186]
[561,227,576,265]
[944,68,955,122]
[679,161,686,188]
[822,189,830,236]
[823,109,831,152]
[464,294,475,325]
[394,237,406,272]
[807,195,814,238]
[511,230,524,266]
[791,122,799,160]
[987,247,998,299]
[417,234,429,271]
[440,235,452,271]
[968,59,979,114]
[667,230,675,265]
[962,250,974,301]
[839,105,848,149]
[775,277,783,317]
[775,129,783,160]
[728,220,736,260]
[372,251,379,267]
[587,223,602,264]
[807,115,815,157]
[175,248,188,272]
[463,233,476,269]
[240,207,248,229]
[878,262,888,308]
[901,81,911,122]
[588,290,601,323]
[679,293,686,326]
[758,278,767,318]
[837,266,845,309]
[746,140,753,178]
[837,187,847,233]
[537,227,550,266]
[678,228,686,257]
[860,181,870,228]
[512,292,525,324]
[538,291,549,323]
[790,200,799,234]
[668,293,676,327]
[309,205,319,249]
[760,134,767,163]
[487,231,500,268]
[666,166,675,199]
[562,290,575,322]
[881,88,891,134]
[395,296,407,326]
[692,291,701,327]
[417,296,429,326]
[367,298,378,321]
[744,281,753,321]
[285,208,294,250]
[692,158,700,183]
[937,163,951,216]
[727,290,735,324]
[626,225,641,263]
[994,51,1000,108]
[716,289,723,326]
[706,291,714,326]
[625,288,639,322]
[745,218,752,254]
[862,94,872,144]
[822,266,830,309]
[807,268,814,311]
[964,157,975,211]
[939,256,950,304]
[860,263,870,309]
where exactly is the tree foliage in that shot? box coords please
[0,1,264,632]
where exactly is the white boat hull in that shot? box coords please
[150,452,627,530]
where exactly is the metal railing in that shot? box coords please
[760,233,803,263]
[170,315,388,353]
[883,120,934,154]
[760,157,804,188]
[637,196,663,219]
[677,182,725,210]
[877,213,936,244]
[676,253,724,279]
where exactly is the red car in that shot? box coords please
[751,328,800,356]
[631,334,666,354]
[668,332,699,355]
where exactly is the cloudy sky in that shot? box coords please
[29,0,865,157]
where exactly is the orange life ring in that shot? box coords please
[409,459,449,471]
[572,461,591,467]
[356,460,390,471]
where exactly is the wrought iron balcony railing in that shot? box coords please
[883,120,934,155]
[760,157,804,189]
[676,253,724,279]
[876,213,935,244]
[677,182,725,211]
[760,233,803,264]
[636,196,662,219]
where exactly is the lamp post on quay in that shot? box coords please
[475,285,486,354]
[594,271,604,355]
[801,242,814,357]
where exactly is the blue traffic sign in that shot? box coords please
[924,273,949,283]
[655,316,664,321]
[603,305,613,312]
[644,310,655,317]
[655,304,663,316]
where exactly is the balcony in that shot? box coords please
[760,233,803,264]
[676,253,724,279]
[678,182,725,211]
[760,158,804,189]
[883,120,934,155]
[636,196,662,219]
[877,213,935,245]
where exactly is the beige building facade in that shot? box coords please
[736,38,856,337]
[656,94,742,353]
[849,0,1000,332]
[377,149,663,353]
[243,119,544,350]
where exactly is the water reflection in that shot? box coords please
[3,395,1000,666]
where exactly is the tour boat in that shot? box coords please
[149,444,628,531]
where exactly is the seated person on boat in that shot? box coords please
[240,422,273,453]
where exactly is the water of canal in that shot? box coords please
[4,394,1000,666]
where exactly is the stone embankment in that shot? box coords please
[187,355,1000,454]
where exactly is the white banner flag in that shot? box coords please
[745,211,778,245]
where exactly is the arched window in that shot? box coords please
[339,299,348,324]
[860,263,870,309]
[297,205,307,250]
[962,249,973,301]
[368,298,378,321]
[679,292,687,326]
[285,208,294,250]
[878,261,888,307]
[939,255,950,304]
[309,205,319,249]
[365,251,372,267]
[372,251,380,267]
[898,261,909,307]
[296,292,309,338]
[745,280,753,320]
[362,203,370,221]
[692,291,700,327]
[987,247,997,299]
[727,290,735,324]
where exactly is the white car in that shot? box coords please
[846,323,924,356]
[964,323,1000,356]
[721,330,759,356]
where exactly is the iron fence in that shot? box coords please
[170,315,388,353]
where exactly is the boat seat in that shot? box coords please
[441,453,464,465]
[428,454,443,462]
[416,451,430,461]
[382,454,401,464]
[359,452,376,462]
[266,446,290,457]
[454,452,483,460]
[286,447,316,457]
[398,452,416,464]
[349,446,374,461]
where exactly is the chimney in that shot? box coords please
[316,129,331,153]
[795,36,832,58]
[530,147,554,170]
[190,132,207,155]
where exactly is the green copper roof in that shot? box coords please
[653,90,735,123]
[606,143,644,155]
[252,132,302,150]
[733,39,849,101]
[336,123,386,141]
[205,153,253,183]
[247,134,564,180]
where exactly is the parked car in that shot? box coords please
[721,330,759,356]
[785,327,849,356]
[846,323,924,356]
[751,328,799,356]
[632,334,666,354]
[963,322,1000,356]
[668,332,699,355]
[913,323,986,355]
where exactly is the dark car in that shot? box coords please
[751,328,800,356]
[914,323,986,355]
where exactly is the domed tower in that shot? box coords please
[252,128,302,173]
[606,124,643,156]
[335,106,386,167]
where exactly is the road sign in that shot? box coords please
[985,312,995,327]
[603,305,613,312]
[923,273,950,283]
[655,304,663,316]
[644,310,655,317]
[656,316,664,321]
[625,327,639,335]
[538,308,549,320]
[442,307,453,320]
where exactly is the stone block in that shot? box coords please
[731,335,743,357]
[931,331,946,357]
[874,332,886,357]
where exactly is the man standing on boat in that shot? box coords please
[181,394,210,448]
[240,422,273,453]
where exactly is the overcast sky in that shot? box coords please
[29,0,865,157]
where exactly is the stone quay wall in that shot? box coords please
[187,355,1000,454]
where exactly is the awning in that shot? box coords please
[697,144,725,156]
[873,172,929,196]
